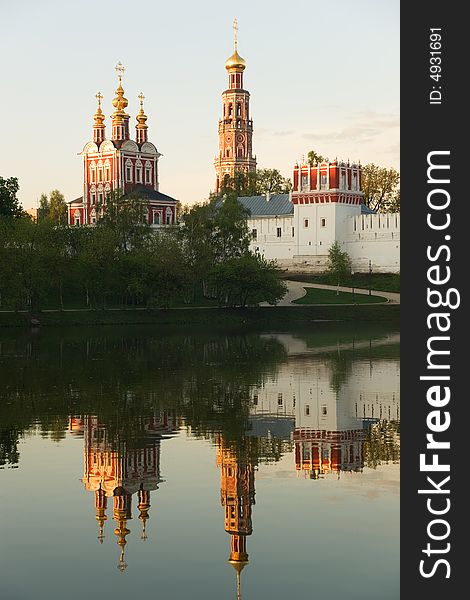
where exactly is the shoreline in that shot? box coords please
[0,304,400,328]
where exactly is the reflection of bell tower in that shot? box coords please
[216,435,255,599]
[214,19,256,193]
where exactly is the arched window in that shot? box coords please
[153,210,161,225]
[97,160,103,183]
[125,159,133,183]
[104,160,111,182]
[97,184,104,206]
[89,162,96,183]
[165,207,173,225]
[145,161,152,184]
[74,210,80,226]
[136,159,143,184]
[90,208,97,225]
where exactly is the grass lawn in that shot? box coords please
[285,272,400,293]
[293,287,388,305]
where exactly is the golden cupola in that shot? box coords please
[225,18,246,71]
[135,92,148,145]
[93,92,106,145]
[111,62,130,142]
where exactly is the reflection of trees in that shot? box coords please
[0,328,288,466]
[0,427,20,467]
[328,349,354,393]
[363,420,400,469]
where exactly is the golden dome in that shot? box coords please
[225,49,246,71]
[112,84,129,112]
[136,92,148,128]
[93,92,105,126]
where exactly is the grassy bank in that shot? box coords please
[285,272,400,293]
[292,288,387,304]
[0,304,399,328]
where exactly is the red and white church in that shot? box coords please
[68,63,177,227]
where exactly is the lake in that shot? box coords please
[0,323,400,599]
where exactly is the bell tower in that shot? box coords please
[214,19,256,193]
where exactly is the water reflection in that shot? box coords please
[0,325,400,599]
[72,412,178,570]
[217,435,255,599]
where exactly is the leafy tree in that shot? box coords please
[307,150,327,165]
[0,176,26,218]
[208,254,287,307]
[37,190,67,224]
[37,193,49,221]
[0,217,50,309]
[217,168,292,198]
[213,193,252,261]
[48,190,68,225]
[77,227,119,308]
[97,189,151,252]
[361,164,400,212]
[327,241,351,294]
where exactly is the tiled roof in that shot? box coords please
[125,184,177,204]
[360,204,376,214]
[236,194,294,216]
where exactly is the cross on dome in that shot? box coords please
[115,61,125,83]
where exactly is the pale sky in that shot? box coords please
[0,0,399,210]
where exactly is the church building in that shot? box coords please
[68,63,177,227]
[215,24,400,274]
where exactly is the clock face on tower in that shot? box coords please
[236,134,245,143]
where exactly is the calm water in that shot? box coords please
[0,324,400,600]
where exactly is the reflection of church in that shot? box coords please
[216,435,255,600]
[70,412,178,571]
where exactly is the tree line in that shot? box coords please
[0,180,287,311]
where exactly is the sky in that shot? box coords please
[0,0,399,210]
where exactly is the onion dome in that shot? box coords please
[225,18,246,71]
[225,49,246,71]
[136,93,148,129]
[112,62,129,121]
[93,92,105,126]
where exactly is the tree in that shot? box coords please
[208,254,287,307]
[37,190,68,224]
[97,190,151,252]
[327,241,351,294]
[0,176,26,218]
[361,164,400,212]
[307,150,327,165]
[180,194,254,298]
[48,190,68,225]
[216,168,292,198]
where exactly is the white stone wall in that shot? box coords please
[248,214,295,260]
[343,213,400,273]
[246,204,400,273]
[249,354,400,430]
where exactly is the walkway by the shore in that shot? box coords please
[273,280,400,306]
